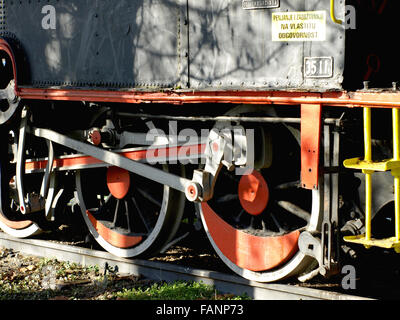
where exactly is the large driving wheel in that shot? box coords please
[197,106,322,282]
[75,164,185,258]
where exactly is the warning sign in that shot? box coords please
[272,11,326,42]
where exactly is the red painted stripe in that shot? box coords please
[17,86,400,108]
[25,144,206,172]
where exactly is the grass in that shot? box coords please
[115,281,250,300]
[0,254,250,300]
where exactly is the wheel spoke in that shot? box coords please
[276,200,311,221]
[215,194,239,204]
[131,195,151,233]
[124,200,131,233]
[250,216,255,229]
[111,199,120,228]
[96,193,113,217]
[270,212,285,233]
[102,193,113,205]
[274,180,301,190]
[261,216,267,231]
[135,187,162,207]
[233,209,245,223]
[10,199,16,210]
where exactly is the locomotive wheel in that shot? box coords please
[0,162,41,238]
[0,127,45,238]
[197,106,322,282]
[75,165,185,258]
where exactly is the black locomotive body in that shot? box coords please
[2,0,346,90]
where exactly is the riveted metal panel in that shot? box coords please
[1,0,347,92]
[0,0,5,32]
[187,0,345,91]
[3,0,187,89]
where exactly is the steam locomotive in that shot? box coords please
[0,0,398,282]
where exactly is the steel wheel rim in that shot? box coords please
[75,165,185,258]
[197,105,322,282]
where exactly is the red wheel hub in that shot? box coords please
[238,171,269,215]
[106,166,130,199]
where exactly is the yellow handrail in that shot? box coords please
[343,107,400,252]
[330,0,343,25]
[392,108,400,242]
[363,108,372,242]
[364,108,372,162]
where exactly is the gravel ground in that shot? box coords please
[36,221,231,273]
[0,246,153,300]
[4,218,400,300]
[0,224,234,300]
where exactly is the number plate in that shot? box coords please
[242,0,280,10]
[304,57,333,78]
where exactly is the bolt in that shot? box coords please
[185,182,202,202]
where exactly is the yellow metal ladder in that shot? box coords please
[343,107,400,252]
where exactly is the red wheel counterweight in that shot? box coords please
[106,166,131,200]
[201,202,300,272]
